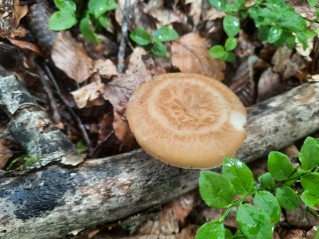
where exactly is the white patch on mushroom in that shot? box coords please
[230,112,247,131]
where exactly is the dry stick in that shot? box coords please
[41,63,92,152]
[117,0,130,73]
[1,83,319,239]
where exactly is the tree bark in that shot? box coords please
[1,83,319,239]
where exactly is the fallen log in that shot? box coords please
[1,82,319,239]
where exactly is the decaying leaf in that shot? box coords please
[171,33,225,80]
[186,0,202,26]
[257,67,281,102]
[7,38,43,56]
[71,77,105,108]
[126,47,150,75]
[146,8,187,28]
[52,31,93,83]
[0,141,13,169]
[93,59,118,79]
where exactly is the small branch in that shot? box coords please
[117,0,130,73]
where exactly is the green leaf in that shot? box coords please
[223,16,240,37]
[199,171,235,208]
[130,28,152,46]
[88,0,118,18]
[301,191,319,210]
[232,229,247,239]
[208,0,226,10]
[76,140,88,154]
[153,26,179,42]
[236,204,273,239]
[224,229,232,238]
[224,37,237,51]
[54,0,76,12]
[234,0,245,9]
[79,13,99,44]
[267,25,283,43]
[253,191,281,223]
[268,151,294,181]
[308,0,319,7]
[301,172,319,196]
[49,10,77,31]
[208,45,228,61]
[98,15,109,29]
[150,42,167,57]
[285,35,296,49]
[258,172,275,190]
[226,52,236,62]
[195,221,225,239]
[299,137,319,170]
[222,157,256,195]
[275,186,300,210]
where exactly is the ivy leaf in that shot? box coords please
[150,42,167,57]
[253,191,281,223]
[299,137,319,170]
[275,186,300,210]
[308,0,319,7]
[267,25,283,43]
[130,28,152,46]
[49,10,77,31]
[236,204,273,239]
[153,26,179,42]
[301,191,319,210]
[88,0,118,18]
[224,37,237,51]
[54,0,76,12]
[258,172,275,190]
[268,151,294,181]
[222,157,256,195]
[208,45,228,61]
[301,172,319,196]
[79,12,99,44]
[199,171,235,208]
[208,0,226,10]
[195,221,225,239]
[223,16,240,37]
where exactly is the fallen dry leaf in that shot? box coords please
[186,0,203,26]
[257,67,281,102]
[71,77,105,108]
[7,38,43,56]
[93,59,118,79]
[126,47,150,75]
[52,31,93,83]
[0,141,13,169]
[171,33,225,81]
[146,8,187,28]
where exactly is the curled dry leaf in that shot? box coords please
[257,67,281,102]
[171,33,225,81]
[146,7,187,28]
[93,59,118,79]
[71,77,105,108]
[186,0,203,26]
[7,38,43,56]
[52,31,93,83]
[126,47,150,75]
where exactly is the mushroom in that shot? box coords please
[126,73,247,169]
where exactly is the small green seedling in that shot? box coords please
[49,0,118,44]
[6,154,41,170]
[208,0,318,61]
[196,136,319,239]
[76,140,88,154]
[130,26,179,57]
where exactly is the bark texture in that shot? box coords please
[1,82,319,239]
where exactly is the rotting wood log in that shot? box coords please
[1,82,319,239]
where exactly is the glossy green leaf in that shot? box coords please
[153,26,179,42]
[54,0,76,12]
[301,191,319,210]
[268,151,294,181]
[253,191,281,223]
[236,204,273,239]
[98,15,109,29]
[88,0,118,18]
[199,171,235,208]
[195,221,225,239]
[275,187,300,210]
[224,37,237,51]
[222,157,256,195]
[49,10,77,31]
[301,172,319,196]
[223,16,240,37]
[79,13,99,44]
[299,137,319,170]
[130,28,152,46]
[267,25,283,43]
[285,35,296,49]
[258,172,275,190]
[208,0,226,10]
[308,0,319,7]
[150,42,167,57]
[208,45,228,61]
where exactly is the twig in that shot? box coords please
[117,0,130,73]
[90,130,114,157]
[40,63,92,153]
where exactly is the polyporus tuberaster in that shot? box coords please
[126,73,247,169]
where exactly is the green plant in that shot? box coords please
[49,0,118,44]
[76,140,88,153]
[196,136,319,239]
[130,27,179,57]
[208,0,318,62]
[6,154,41,170]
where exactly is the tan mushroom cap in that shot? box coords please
[126,73,247,169]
